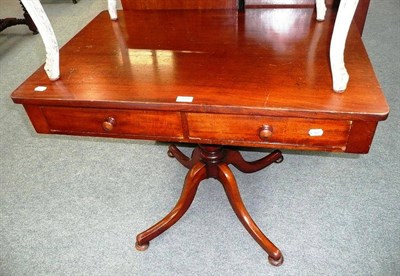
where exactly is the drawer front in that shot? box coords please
[41,107,184,139]
[187,113,351,150]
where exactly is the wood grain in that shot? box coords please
[11,9,389,153]
[121,0,238,9]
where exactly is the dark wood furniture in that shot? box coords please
[11,6,388,266]
[245,0,371,34]
[0,0,37,34]
[120,0,238,9]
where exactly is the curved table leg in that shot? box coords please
[137,144,283,266]
[136,162,207,250]
[167,144,202,169]
[330,0,359,92]
[217,163,283,266]
[20,0,59,81]
[224,149,283,174]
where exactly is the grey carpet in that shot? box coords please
[1,0,399,275]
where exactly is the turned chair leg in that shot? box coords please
[20,0,59,81]
[315,0,327,21]
[330,0,359,92]
[315,0,360,92]
[107,0,118,20]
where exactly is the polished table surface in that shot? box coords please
[11,8,389,154]
[11,8,390,266]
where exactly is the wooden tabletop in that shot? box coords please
[11,8,389,153]
[12,8,389,120]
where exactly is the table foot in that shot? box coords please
[135,241,149,251]
[136,144,284,266]
[268,255,284,266]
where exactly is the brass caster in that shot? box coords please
[268,255,284,266]
[275,156,284,163]
[167,150,175,158]
[135,241,149,251]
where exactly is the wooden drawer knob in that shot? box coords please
[259,125,273,140]
[102,117,116,132]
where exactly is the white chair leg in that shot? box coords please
[330,0,359,92]
[108,0,118,20]
[315,0,327,21]
[20,0,59,81]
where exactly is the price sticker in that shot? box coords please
[176,96,194,103]
[309,129,324,137]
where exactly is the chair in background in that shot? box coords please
[0,0,38,34]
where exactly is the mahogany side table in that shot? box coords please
[11,9,389,266]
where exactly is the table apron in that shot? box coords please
[22,105,378,153]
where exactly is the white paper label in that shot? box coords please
[176,96,194,103]
[309,129,324,136]
[34,86,47,92]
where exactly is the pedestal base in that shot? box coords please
[136,144,284,266]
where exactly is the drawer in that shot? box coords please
[41,107,184,139]
[187,113,351,150]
